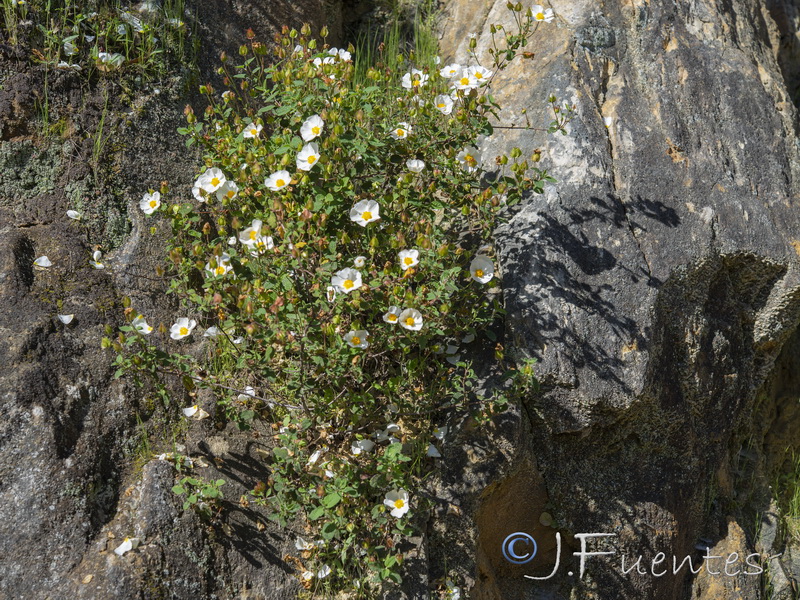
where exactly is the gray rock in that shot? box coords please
[436,0,800,598]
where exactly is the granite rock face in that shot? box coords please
[435,0,800,598]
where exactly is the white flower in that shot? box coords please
[295,537,313,551]
[468,65,493,83]
[331,268,362,293]
[131,315,153,334]
[349,200,380,227]
[57,314,74,324]
[237,386,256,403]
[456,147,481,173]
[317,564,331,579]
[399,308,423,331]
[66,210,81,220]
[532,5,555,22]
[170,317,197,340]
[227,236,237,246]
[336,48,352,61]
[192,184,206,203]
[89,249,105,269]
[312,56,335,67]
[445,579,461,600]
[63,40,78,56]
[345,329,369,349]
[221,90,234,101]
[427,444,442,458]
[250,235,275,256]
[56,61,81,71]
[196,167,226,193]
[469,256,494,283]
[401,69,428,89]
[301,570,314,581]
[440,63,460,78]
[398,249,419,270]
[453,70,478,91]
[351,439,376,455]
[97,52,124,68]
[296,142,321,171]
[390,122,412,140]
[383,306,401,324]
[433,425,448,440]
[326,285,337,302]
[353,255,366,268]
[203,326,220,338]
[300,115,324,141]
[308,447,325,465]
[239,219,264,247]
[33,256,52,268]
[182,404,210,419]
[205,253,233,277]
[604,116,614,129]
[114,537,139,556]
[383,489,410,518]
[139,191,161,214]
[406,159,425,173]
[293,44,303,55]
[216,180,239,202]
[243,123,262,139]
[265,170,291,191]
[375,423,400,443]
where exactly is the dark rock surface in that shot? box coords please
[0,2,353,599]
[436,0,800,598]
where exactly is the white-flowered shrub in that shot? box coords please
[111,8,570,597]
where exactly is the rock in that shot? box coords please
[435,0,800,598]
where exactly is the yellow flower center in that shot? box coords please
[404,257,413,265]
[460,77,470,85]
[412,80,421,87]
[475,72,483,79]
[307,155,316,164]
[343,279,354,290]
[276,178,285,187]
[149,200,157,208]
[397,129,404,137]
[388,314,397,322]
[351,336,361,345]
[475,269,484,278]
[437,102,445,108]
[405,317,415,326]
[211,177,220,187]
[362,211,374,221]
[536,11,544,20]
[227,190,235,198]
[394,499,405,509]
[249,231,257,240]
[312,126,320,135]
[216,266,225,275]
[465,154,473,162]
[250,128,257,135]
[179,327,188,335]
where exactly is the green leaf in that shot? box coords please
[321,492,341,508]
[308,506,325,520]
[321,522,339,540]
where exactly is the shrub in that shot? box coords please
[113,6,570,597]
